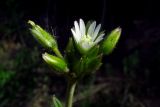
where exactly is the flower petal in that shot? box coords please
[94,33,104,44]
[87,21,96,37]
[92,24,101,41]
[74,21,81,40]
[71,28,79,42]
[79,19,86,36]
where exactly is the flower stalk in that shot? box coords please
[53,47,63,59]
[66,78,77,107]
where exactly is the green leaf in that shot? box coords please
[52,96,63,107]
[102,27,121,55]
[42,52,69,73]
[28,20,57,49]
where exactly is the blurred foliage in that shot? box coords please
[0,70,15,88]
[0,40,42,107]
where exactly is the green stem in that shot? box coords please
[53,47,63,58]
[66,79,77,107]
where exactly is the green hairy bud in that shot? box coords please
[42,53,69,73]
[102,27,121,55]
[28,20,57,49]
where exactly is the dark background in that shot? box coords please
[0,0,160,107]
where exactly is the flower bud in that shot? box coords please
[28,20,57,49]
[102,27,121,55]
[42,52,69,73]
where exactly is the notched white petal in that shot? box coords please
[71,28,79,42]
[94,33,104,44]
[93,24,101,41]
[74,21,81,39]
[87,21,96,37]
[79,19,86,36]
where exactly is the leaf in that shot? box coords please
[52,96,63,107]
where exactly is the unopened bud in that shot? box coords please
[42,53,69,73]
[28,20,57,49]
[102,27,121,55]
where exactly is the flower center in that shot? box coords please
[79,35,94,50]
[81,35,93,44]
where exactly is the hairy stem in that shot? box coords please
[53,47,63,58]
[66,79,77,107]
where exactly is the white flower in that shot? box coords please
[71,19,105,53]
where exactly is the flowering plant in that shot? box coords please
[28,19,121,107]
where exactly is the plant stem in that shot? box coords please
[66,79,77,107]
[53,47,63,58]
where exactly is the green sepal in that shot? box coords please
[65,38,78,58]
[73,40,88,55]
[102,27,121,55]
[65,38,74,53]
[75,58,85,77]
[42,52,69,74]
[28,20,57,49]
[65,38,80,68]
[84,54,103,75]
[73,54,103,78]
[85,45,100,58]
[52,96,63,107]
